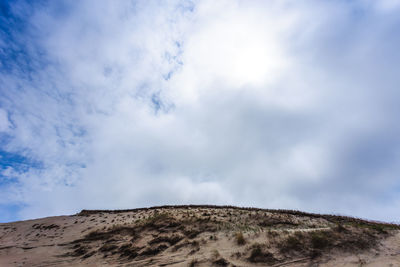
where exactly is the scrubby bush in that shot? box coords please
[235,232,246,245]
[212,249,220,259]
[279,235,303,253]
[248,243,276,263]
[311,233,329,250]
[189,258,197,267]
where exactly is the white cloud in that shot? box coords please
[1,0,400,222]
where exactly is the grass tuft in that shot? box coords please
[235,231,246,245]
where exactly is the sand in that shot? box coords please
[0,205,399,266]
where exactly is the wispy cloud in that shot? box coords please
[1,0,400,222]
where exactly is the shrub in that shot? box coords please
[335,223,346,233]
[369,224,387,234]
[248,243,276,263]
[235,232,246,245]
[213,257,228,266]
[249,244,263,261]
[279,235,303,253]
[212,249,220,259]
[311,233,330,250]
[189,258,197,267]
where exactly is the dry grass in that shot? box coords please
[38,205,399,266]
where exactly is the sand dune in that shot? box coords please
[1,205,399,266]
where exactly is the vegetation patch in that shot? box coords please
[149,234,183,246]
[118,244,139,259]
[277,227,379,259]
[213,257,229,266]
[189,258,198,267]
[139,244,168,256]
[235,231,246,245]
[99,244,118,252]
[62,205,398,265]
[248,243,277,264]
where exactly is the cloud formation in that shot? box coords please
[1,0,400,222]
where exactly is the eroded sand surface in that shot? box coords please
[0,205,399,266]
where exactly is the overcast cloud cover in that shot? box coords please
[1,0,400,222]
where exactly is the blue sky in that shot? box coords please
[1,0,400,223]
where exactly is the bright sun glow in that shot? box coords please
[186,20,289,88]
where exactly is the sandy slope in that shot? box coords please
[0,205,399,266]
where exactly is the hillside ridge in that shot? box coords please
[77,204,400,227]
[1,205,399,266]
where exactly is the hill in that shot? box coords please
[0,205,399,266]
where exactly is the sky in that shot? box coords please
[1,0,400,223]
